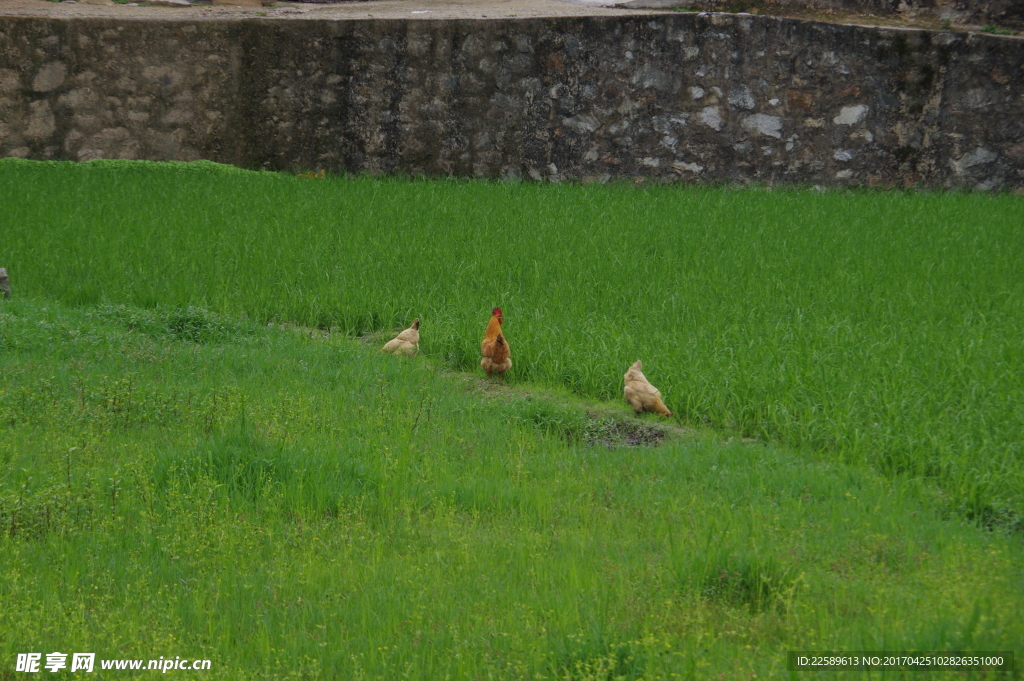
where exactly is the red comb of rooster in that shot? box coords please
[492,307,502,316]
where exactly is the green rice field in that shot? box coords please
[1,159,1022,679]
[3,158,1022,527]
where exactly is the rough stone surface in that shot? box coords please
[1,14,1023,190]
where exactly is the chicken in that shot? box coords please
[480,307,512,380]
[623,360,672,417]
[381,318,420,356]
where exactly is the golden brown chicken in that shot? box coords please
[381,318,420,356]
[480,307,511,380]
[623,360,672,417]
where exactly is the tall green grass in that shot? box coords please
[1,298,1021,679]
[1,158,1022,527]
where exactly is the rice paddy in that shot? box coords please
[0,159,1021,678]
[3,158,1021,527]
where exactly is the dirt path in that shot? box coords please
[0,0,659,21]
[0,0,981,31]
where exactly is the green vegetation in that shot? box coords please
[1,160,1022,677]
[1,298,1020,679]
[981,24,1015,35]
[2,158,1021,529]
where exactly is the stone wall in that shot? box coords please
[1,15,1023,190]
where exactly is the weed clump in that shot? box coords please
[981,24,1014,35]
[552,639,646,681]
[698,550,795,613]
[499,396,590,442]
[96,304,253,344]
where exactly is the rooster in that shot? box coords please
[480,307,512,380]
[623,360,672,417]
[381,318,420,356]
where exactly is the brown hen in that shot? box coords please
[480,307,512,380]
